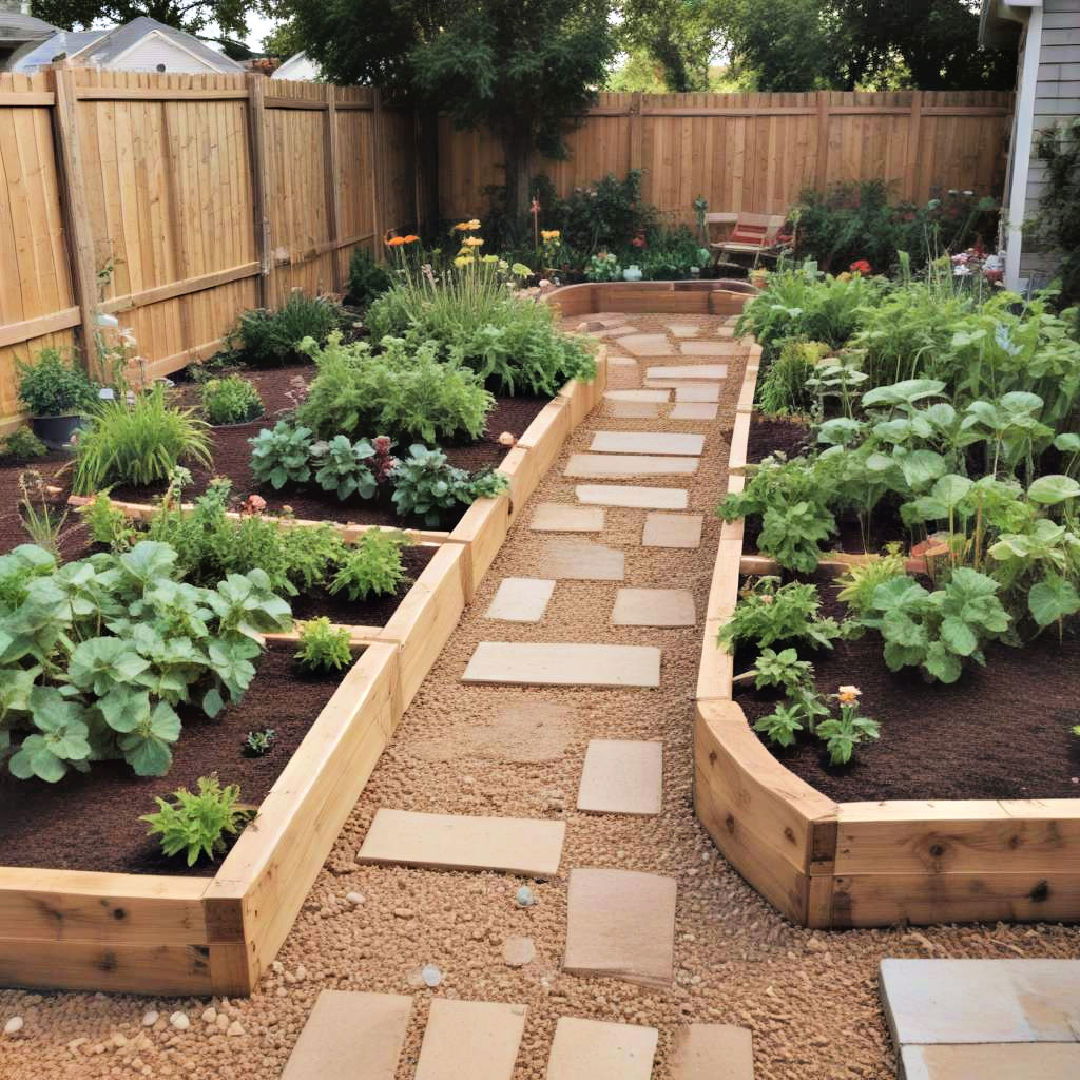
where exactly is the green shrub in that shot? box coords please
[717,578,841,653]
[390,444,508,525]
[346,246,391,308]
[200,375,264,425]
[141,775,249,866]
[311,435,377,501]
[530,170,658,253]
[16,348,98,416]
[248,420,314,489]
[297,332,493,444]
[0,426,47,463]
[72,384,212,495]
[329,530,409,600]
[294,616,352,672]
[233,292,348,366]
[78,490,137,550]
[757,340,829,417]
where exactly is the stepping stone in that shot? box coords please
[671,1025,755,1080]
[538,539,624,580]
[608,402,661,419]
[645,364,728,381]
[415,999,527,1080]
[900,1044,1080,1080]
[618,333,674,356]
[531,503,604,533]
[564,454,698,479]
[671,402,719,421]
[545,1018,658,1080]
[605,326,640,337]
[590,431,704,456]
[577,739,662,815]
[358,809,565,877]
[676,383,722,402]
[642,512,703,548]
[680,340,738,356]
[667,323,700,337]
[612,588,695,627]
[576,484,689,510]
[604,389,669,403]
[486,577,556,622]
[281,991,411,1080]
[563,868,677,987]
[463,642,661,689]
[881,959,1080,1045]
[410,700,574,764]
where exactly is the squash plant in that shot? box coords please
[0,541,291,782]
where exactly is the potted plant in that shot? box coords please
[16,348,99,448]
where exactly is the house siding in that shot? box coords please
[93,35,223,74]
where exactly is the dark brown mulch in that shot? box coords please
[747,414,812,464]
[0,648,345,876]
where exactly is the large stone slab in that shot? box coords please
[881,959,1080,1046]
[604,389,669,403]
[645,364,728,381]
[667,323,700,337]
[563,868,677,987]
[670,1025,755,1080]
[576,484,689,510]
[530,503,605,533]
[901,1043,1080,1080]
[618,333,674,356]
[608,401,661,419]
[486,577,556,622]
[641,512,703,548]
[415,999,527,1080]
[670,402,719,421]
[545,1018,658,1080]
[462,642,661,689]
[410,700,574,764]
[589,431,704,456]
[537,539,624,580]
[676,383,723,402]
[612,588,695,627]
[564,453,698,479]
[281,991,412,1080]
[680,340,738,356]
[358,809,565,877]
[577,739,662,816]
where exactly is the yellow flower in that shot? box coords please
[462,235,484,248]
[837,685,862,703]
[453,218,482,232]
[541,229,561,240]
[480,253,499,264]
[454,255,475,267]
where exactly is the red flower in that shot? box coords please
[631,234,646,249]
[849,260,872,276]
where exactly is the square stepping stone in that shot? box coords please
[281,990,411,1080]
[590,431,704,456]
[415,999,527,1080]
[486,577,555,622]
[676,383,722,403]
[608,402,661,419]
[881,959,1080,1046]
[538,539,624,580]
[564,453,698,479]
[670,1025,755,1080]
[576,484,689,510]
[680,340,738,356]
[671,402,719,421]
[531,503,604,533]
[645,364,728,381]
[618,333,674,356]
[667,323,700,337]
[545,1018,658,1080]
[612,588,695,627]
[577,739,662,815]
[900,1044,1080,1080]
[358,809,565,877]
[463,642,661,689]
[604,389,669,403]
[563,868,677,987]
[641,512,703,548]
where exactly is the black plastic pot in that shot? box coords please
[31,414,83,449]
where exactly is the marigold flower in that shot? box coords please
[462,235,484,248]
[386,235,407,247]
[454,255,475,267]
[402,234,420,244]
[837,685,862,703]
[454,218,482,232]
[541,229,561,240]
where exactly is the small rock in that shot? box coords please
[393,908,414,919]
[4,1017,24,1037]
[346,891,365,906]
[141,1011,159,1028]
[516,886,537,907]
[226,1021,245,1038]
[168,1012,190,1031]
[201,1007,217,1024]
[421,963,443,987]
[502,937,537,967]
[294,964,308,981]
[112,1033,128,1048]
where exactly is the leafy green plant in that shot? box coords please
[0,542,56,613]
[200,375,264,425]
[294,616,352,672]
[311,435,378,501]
[736,646,814,694]
[140,775,249,866]
[72,384,212,495]
[78,490,137,551]
[346,246,391,308]
[16,347,98,416]
[244,728,276,756]
[329,530,409,601]
[389,445,508,525]
[834,545,907,615]
[757,340,829,417]
[584,251,622,282]
[0,426,47,463]
[248,421,314,490]
[717,578,841,653]
[232,292,348,367]
[18,470,67,554]
[817,688,881,765]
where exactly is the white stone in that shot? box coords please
[169,1012,190,1031]
[141,1011,159,1028]
[346,891,366,906]
[4,1017,24,1037]
[502,937,537,967]
[227,1021,246,1037]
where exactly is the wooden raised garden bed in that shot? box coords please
[692,335,1080,930]
[0,365,606,996]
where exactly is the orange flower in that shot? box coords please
[836,686,862,704]
[402,235,420,244]
[386,236,407,247]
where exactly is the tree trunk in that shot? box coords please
[413,106,441,236]
[502,129,533,227]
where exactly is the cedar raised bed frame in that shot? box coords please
[0,358,607,997]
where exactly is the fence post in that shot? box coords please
[629,91,643,174]
[905,92,923,202]
[813,92,830,191]
[324,84,342,292]
[49,65,97,370]
[247,73,273,307]
[370,88,386,261]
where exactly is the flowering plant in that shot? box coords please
[849,259,873,276]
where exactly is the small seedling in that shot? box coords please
[243,728,276,757]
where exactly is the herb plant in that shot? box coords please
[329,530,409,601]
[244,728,276,756]
[16,348,98,416]
[0,427,47,464]
[200,375,264,425]
[294,616,352,672]
[141,775,249,866]
[78,490,137,551]
[717,578,841,653]
[311,435,378,501]
[390,444,508,525]
[232,292,347,366]
[346,246,390,308]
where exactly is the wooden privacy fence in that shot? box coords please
[438,90,1014,225]
[0,68,415,430]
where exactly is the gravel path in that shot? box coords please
[2,313,1079,1080]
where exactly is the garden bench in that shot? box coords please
[707,212,786,269]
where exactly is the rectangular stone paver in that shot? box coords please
[415,999,527,1080]
[667,323,700,337]
[671,402,719,421]
[613,588,695,627]
[881,959,1080,1046]
[680,340,739,356]
[463,642,661,689]
[538,539,624,580]
[641,512,703,548]
[670,1025,755,1080]
[359,809,565,876]
[281,991,412,1080]
[576,484,689,510]
[545,1018,659,1080]
[618,333,675,356]
[608,401,661,419]
[486,578,556,622]
[901,1043,1080,1080]
[676,383,723,402]
[531,503,605,533]
[564,454,698,479]
[604,389,669,403]
[645,364,728,381]
[589,431,704,456]
[577,739,662,815]
[563,868,677,987]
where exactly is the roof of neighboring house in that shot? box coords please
[7,29,103,71]
[67,15,244,72]
[271,51,322,80]
[0,10,59,43]
[979,0,1031,47]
